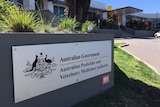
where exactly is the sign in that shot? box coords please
[107,6,112,11]
[88,26,93,32]
[12,40,112,103]
[102,73,110,85]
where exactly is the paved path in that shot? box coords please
[115,38,160,75]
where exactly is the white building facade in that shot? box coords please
[9,0,107,21]
[10,0,158,29]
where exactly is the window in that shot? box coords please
[54,6,59,16]
[9,0,23,6]
[59,7,64,16]
[9,0,17,3]
[53,6,65,17]
[17,0,23,5]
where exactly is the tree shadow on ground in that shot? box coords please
[74,63,160,107]
[113,63,160,107]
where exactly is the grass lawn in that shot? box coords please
[73,43,160,107]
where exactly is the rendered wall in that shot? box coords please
[0,33,114,107]
[47,1,53,13]
[23,0,35,10]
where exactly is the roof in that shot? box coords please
[53,0,106,12]
[128,13,160,19]
[90,0,107,11]
[107,6,143,15]
[89,7,106,12]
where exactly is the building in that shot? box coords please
[127,12,160,29]
[9,0,107,21]
[9,0,160,30]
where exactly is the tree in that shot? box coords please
[66,0,91,23]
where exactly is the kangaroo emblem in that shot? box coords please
[30,55,38,71]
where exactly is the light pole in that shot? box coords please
[156,12,158,29]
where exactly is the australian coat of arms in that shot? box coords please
[23,53,57,79]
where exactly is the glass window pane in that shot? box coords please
[9,0,17,3]
[54,6,59,16]
[59,7,64,16]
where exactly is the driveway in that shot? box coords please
[115,38,160,75]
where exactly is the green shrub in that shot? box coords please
[58,17,78,30]
[0,0,10,17]
[0,1,42,32]
[0,0,4,13]
[82,21,96,33]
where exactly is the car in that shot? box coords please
[154,31,160,38]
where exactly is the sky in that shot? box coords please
[96,0,160,13]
